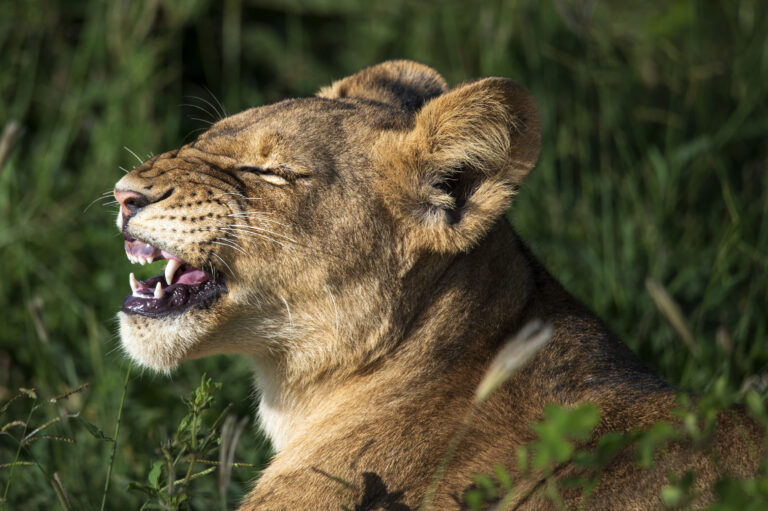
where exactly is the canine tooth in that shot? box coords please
[154,282,164,299]
[129,273,139,293]
[165,259,182,286]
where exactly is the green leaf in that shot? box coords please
[573,431,628,469]
[75,417,114,442]
[528,404,602,471]
[493,463,512,490]
[177,414,192,437]
[516,445,529,474]
[661,485,684,507]
[464,489,485,511]
[634,421,677,468]
[148,460,163,488]
[745,390,767,425]
[540,403,600,441]
[126,481,160,498]
[472,472,496,495]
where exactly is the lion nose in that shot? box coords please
[114,189,150,218]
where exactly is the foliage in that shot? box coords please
[126,374,254,511]
[1,0,767,509]
[462,389,768,510]
[0,384,102,510]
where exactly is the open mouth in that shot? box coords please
[122,233,227,317]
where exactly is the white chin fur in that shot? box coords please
[118,311,202,372]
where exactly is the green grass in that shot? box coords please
[1,0,767,508]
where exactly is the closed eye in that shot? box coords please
[239,165,271,175]
[237,165,290,186]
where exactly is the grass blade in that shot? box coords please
[100,361,132,511]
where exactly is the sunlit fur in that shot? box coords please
[115,61,762,510]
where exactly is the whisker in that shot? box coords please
[182,127,209,144]
[123,146,145,165]
[190,117,214,126]
[183,96,220,121]
[180,102,219,122]
[219,192,264,202]
[224,228,347,262]
[221,229,292,251]
[212,238,249,257]
[189,95,226,122]
[84,195,117,213]
[281,296,294,328]
[210,251,234,276]
[210,217,347,262]
[204,85,228,118]
[224,244,249,258]
[226,216,290,229]
[228,224,298,243]
[220,214,288,229]
[220,226,298,245]
[211,241,246,257]
[217,227,281,239]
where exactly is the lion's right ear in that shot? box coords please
[317,60,447,113]
[378,77,541,254]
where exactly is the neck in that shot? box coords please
[253,220,535,451]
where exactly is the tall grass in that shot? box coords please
[1,0,767,508]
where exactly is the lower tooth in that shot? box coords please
[154,282,164,299]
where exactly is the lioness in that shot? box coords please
[114,61,761,510]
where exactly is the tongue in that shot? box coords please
[176,267,209,285]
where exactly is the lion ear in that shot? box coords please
[317,60,447,112]
[380,77,541,253]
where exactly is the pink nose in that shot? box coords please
[114,189,149,218]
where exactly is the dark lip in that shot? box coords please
[122,275,227,318]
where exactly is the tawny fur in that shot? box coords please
[114,61,762,510]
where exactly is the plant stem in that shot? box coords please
[2,402,36,507]
[100,360,132,511]
[13,436,71,510]
[51,472,72,511]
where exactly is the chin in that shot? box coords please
[118,309,212,372]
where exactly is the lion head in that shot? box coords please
[113,60,540,386]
